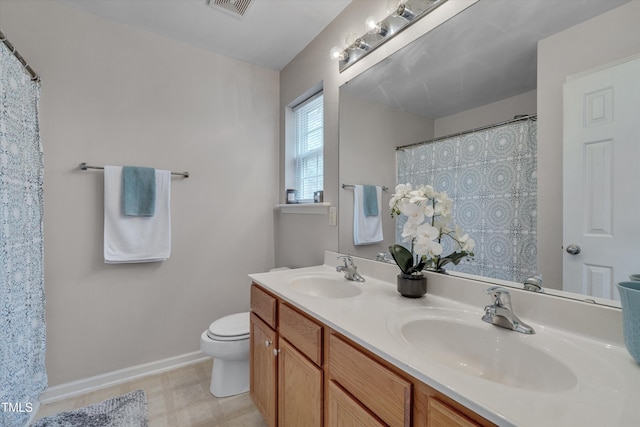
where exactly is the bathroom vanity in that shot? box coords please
[249,252,640,427]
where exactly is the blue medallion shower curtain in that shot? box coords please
[0,42,47,426]
[396,119,537,283]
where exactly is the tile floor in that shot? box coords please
[35,359,267,427]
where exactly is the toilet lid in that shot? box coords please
[207,312,250,341]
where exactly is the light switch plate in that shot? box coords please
[329,207,337,226]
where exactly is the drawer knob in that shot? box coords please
[273,348,281,356]
[264,339,272,348]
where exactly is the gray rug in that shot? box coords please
[32,390,148,427]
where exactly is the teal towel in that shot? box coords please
[122,166,156,217]
[363,185,379,217]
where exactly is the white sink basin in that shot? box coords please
[388,308,578,392]
[286,273,362,298]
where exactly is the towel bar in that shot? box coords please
[80,163,189,178]
[342,184,388,191]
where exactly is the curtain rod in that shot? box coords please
[0,30,40,82]
[80,163,190,178]
[396,114,537,151]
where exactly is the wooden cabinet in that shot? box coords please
[250,284,323,427]
[414,381,492,427]
[250,283,496,427]
[278,338,323,427]
[426,398,482,427]
[250,312,277,427]
[329,334,411,427]
[328,380,385,427]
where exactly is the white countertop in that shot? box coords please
[249,253,640,427]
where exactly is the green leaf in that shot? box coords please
[389,245,414,275]
[438,252,470,268]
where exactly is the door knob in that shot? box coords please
[566,244,581,255]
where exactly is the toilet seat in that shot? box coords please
[207,312,250,341]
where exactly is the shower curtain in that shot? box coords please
[397,119,537,283]
[0,42,47,426]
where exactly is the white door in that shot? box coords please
[563,55,640,301]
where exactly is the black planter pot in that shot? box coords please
[397,273,427,298]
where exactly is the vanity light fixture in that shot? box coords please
[331,0,446,72]
[354,38,371,51]
[396,3,417,20]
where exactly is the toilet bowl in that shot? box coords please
[200,311,250,397]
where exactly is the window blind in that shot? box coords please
[294,93,324,201]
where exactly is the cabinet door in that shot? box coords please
[278,338,323,427]
[328,381,385,427]
[250,313,278,427]
[427,398,482,427]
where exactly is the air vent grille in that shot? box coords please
[206,0,255,18]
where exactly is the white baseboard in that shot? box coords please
[39,351,209,405]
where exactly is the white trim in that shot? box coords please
[277,202,330,214]
[38,351,209,405]
[25,401,40,427]
[565,53,640,82]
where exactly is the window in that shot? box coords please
[293,92,323,202]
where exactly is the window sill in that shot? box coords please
[277,202,331,214]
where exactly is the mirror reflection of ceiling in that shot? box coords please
[340,0,629,119]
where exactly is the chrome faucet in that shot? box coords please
[523,274,544,293]
[375,252,393,263]
[481,287,534,334]
[336,255,365,282]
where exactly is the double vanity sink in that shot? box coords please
[250,252,640,426]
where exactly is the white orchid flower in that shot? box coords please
[400,201,425,224]
[408,190,427,205]
[402,221,419,243]
[422,203,435,217]
[414,239,443,257]
[422,185,436,198]
[416,223,439,241]
[463,238,475,252]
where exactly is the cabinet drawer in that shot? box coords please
[279,303,322,366]
[427,398,482,427]
[251,284,277,328]
[329,334,411,427]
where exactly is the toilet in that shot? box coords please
[200,311,250,397]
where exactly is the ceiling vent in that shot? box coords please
[205,0,255,18]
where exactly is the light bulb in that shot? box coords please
[344,32,358,47]
[365,16,388,36]
[365,16,377,31]
[330,46,348,62]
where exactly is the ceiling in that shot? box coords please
[341,0,629,119]
[57,0,352,71]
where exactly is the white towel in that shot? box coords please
[104,166,171,263]
[353,185,383,245]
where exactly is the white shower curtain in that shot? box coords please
[0,42,47,426]
[396,119,537,282]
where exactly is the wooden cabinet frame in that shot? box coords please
[250,283,496,427]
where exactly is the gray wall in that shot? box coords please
[276,0,478,268]
[537,1,640,288]
[338,94,435,259]
[1,1,279,386]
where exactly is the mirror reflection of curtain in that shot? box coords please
[0,42,47,425]
[396,120,537,282]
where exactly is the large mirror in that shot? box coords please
[338,0,636,306]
